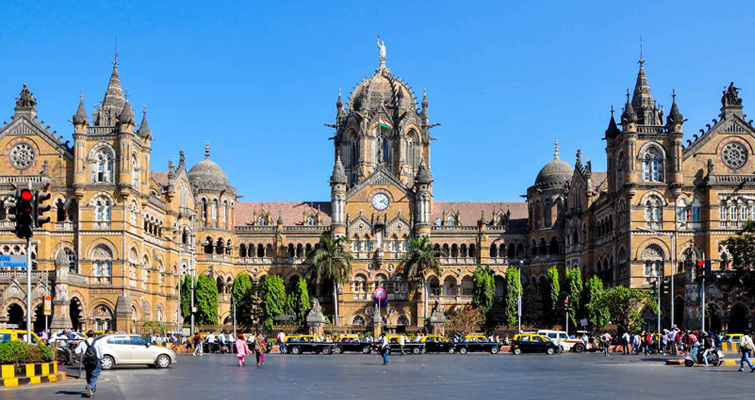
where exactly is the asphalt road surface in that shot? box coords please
[1,352,752,400]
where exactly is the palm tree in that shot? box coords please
[306,232,353,327]
[399,235,443,323]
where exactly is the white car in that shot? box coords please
[98,334,177,370]
[537,330,586,353]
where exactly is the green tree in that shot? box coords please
[399,235,443,323]
[545,266,560,324]
[564,267,583,327]
[521,283,543,326]
[306,232,354,327]
[721,220,755,297]
[259,275,287,331]
[288,277,312,325]
[503,266,521,327]
[597,286,653,333]
[194,275,219,325]
[180,275,193,323]
[232,273,257,328]
[583,275,610,328]
[472,265,495,316]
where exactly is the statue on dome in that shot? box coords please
[377,35,386,69]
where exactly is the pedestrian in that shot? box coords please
[254,330,265,366]
[661,331,668,355]
[192,333,203,356]
[701,333,713,366]
[218,331,226,354]
[236,334,251,367]
[643,331,652,355]
[379,333,390,365]
[75,330,104,398]
[259,332,267,364]
[601,331,612,357]
[277,330,286,354]
[399,333,406,356]
[738,331,755,372]
[621,331,630,355]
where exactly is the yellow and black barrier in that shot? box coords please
[721,342,739,353]
[0,362,66,387]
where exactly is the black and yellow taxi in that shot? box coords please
[454,334,502,354]
[421,335,455,353]
[332,335,372,354]
[511,333,560,355]
[285,335,335,355]
[371,334,425,355]
[0,329,43,344]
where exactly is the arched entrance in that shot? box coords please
[7,303,24,327]
[728,303,750,333]
[705,303,723,332]
[673,297,684,329]
[70,298,84,331]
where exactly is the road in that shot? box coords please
[1,352,752,400]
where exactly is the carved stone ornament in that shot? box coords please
[9,142,35,170]
[722,142,748,169]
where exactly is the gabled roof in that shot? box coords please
[431,201,528,224]
[235,201,332,226]
[346,164,410,200]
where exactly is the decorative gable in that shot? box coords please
[346,164,412,200]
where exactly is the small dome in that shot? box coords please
[534,141,573,188]
[188,143,230,191]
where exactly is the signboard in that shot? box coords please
[43,296,52,316]
[580,318,588,327]
[0,255,26,269]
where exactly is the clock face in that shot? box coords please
[371,193,390,210]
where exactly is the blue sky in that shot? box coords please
[1,1,753,202]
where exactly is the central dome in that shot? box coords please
[188,143,231,191]
[534,141,573,188]
[348,67,417,114]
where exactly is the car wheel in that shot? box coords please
[513,348,522,355]
[458,347,468,355]
[490,347,500,355]
[546,348,555,355]
[156,354,171,368]
[448,348,455,354]
[322,347,332,355]
[412,347,421,355]
[333,346,343,354]
[574,344,585,353]
[101,355,114,370]
[291,346,301,355]
[361,346,371,354]
[717,360,724,367]
[684,359,695,367]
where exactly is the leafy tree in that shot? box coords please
[503,266,521,327]
[721,220,755,297]
[583,276,610,329]
[545,266,560,324]
[142,321,167,335]
[288,277,312,325]
[180,275,193,323]
[232,273,257,328]
[472,265,495,316]
[194,275,219,325]
[259,275,287,331]
[564,267,583,327]
[521,283,543,326]
[446,306,484,335]
[399,235,443,323]
[306,232,354,326]
[597,286,653,333]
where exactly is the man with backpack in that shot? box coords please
[75,330,104,398]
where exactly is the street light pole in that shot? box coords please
[517,260,523,333]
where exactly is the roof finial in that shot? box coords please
[377,34,386,69]
[80,90,84,100]
[124,88,129,101]
[638,35,644,68]
[113,35,119,67]
[205,141,210,159]
[610,104,615,117]
[672,88,677,101]
[626,88,631,102]
[554,140,560,160]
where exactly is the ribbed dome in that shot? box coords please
[188,143,230,191]
[534,141,573,188]
[348,68,416,114]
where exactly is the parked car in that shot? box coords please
[721,333,743,343]
[511,333,560,355]
[537,330,585,353]
[0,329,43,344]
[421,335,455,353]
[333,335,372,354]
[385,335,425,355]
[98,334,177,369]
[286,335,335,355]
[454,335,502,354]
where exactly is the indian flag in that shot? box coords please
[378,117,392,129]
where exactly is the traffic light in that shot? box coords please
[661,279,670,296]
[563,298,569,312]
[13,189,35,239]
[650,281,658,296]
[704,259,712,276]
[696,259,705,281]
[34,191,51,227]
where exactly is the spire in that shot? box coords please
[421,88,428,117]
[631,55,660,125]
[73,91,89,125]
[621,89,638,124]
[553,140,560,159]
[101,58,125,117]
[667,89,684,128]
[137,106,151,137]
[117,90,135,125]
[205,141,210,159]
[336,88,343,118]
[330,155,347,184]
[415,158,432,184]
[605,105,620,138]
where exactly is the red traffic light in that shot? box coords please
[696,260,705,267]
[563,299,568,305]
[20,189,33,201]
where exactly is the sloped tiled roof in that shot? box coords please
[431,201,528,225]
[235,201,332,226]
[151,172,169,187]
[591,171,608,191]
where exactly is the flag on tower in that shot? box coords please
[378,117,392,129]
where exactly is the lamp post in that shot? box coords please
[191,238,209,338]
[517,260,523,333]
[637,224,684,331]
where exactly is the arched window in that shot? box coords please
[201,199,208,224]
[257,244,265,258]
[296,244,303,258]
[544,200,552,227]
[445,214,457,227]
[352,315,366,326]
[179,184,189,208]
[226,239,232,255]
[642,147,664,182]
[451,244,458,258]
[204,237,213,254]
[91,245,113,278]
[94,149,114,183]
[131,153,140,186]
[216,238,224,255]
[460,244,468,257]
[644,195,663,228]
[211,201,218,226]
[221,202,227,228]
[642,244,665,277]
[306,214,317,226]
[287,244,295,258]
[469,244,476,257]
[63,248,77,273]
[533,203,541,229]
[257,215,267,226]
[352,235,361,252]
[363,235,372,251]
[239,244,247,258]
[94,197,111,222]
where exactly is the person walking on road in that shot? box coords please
[192,333,203,356]
[399,333,406,356]
[277,331,286,354]
[236,334,251,367]
[254,330,265,367]
[379,333,390,365]
[601,331,612,357]
[75,330,104,398]
[621,331,630,355]
[738,331,755,372]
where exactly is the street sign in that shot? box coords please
[0,255,26,269]
[580,318,588,327]
[43,296,52,315]
[373,287,387,301]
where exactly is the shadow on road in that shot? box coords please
[54,390,85,397]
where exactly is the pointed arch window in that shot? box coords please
[131,153,140,187]
[644,195,663,229]
[95,197,112,222]
[616,151,625,190]
[94,150,114,183]
[642,147,664,182]
[445,214,458,227]
[306,214,317,226]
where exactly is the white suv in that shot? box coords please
[537,330,586,353]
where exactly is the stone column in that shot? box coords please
[306,299,326,337]
[115,293,133,333]
[50,251,72,329]
[428,299,446,336]
[372,312,383,338]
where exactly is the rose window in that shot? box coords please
[9,142,35,170]
[722,142,748,169]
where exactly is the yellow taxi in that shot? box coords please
[454,334,501,354]
[0,329,43,344]
[333,335,371,354]
[511,333,560,355]
[421,335,455,353]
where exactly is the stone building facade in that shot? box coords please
[1,45,753,334]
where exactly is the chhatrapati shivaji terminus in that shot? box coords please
[1,36,754,336]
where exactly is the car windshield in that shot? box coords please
[130,336,149,345]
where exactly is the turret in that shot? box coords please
[137,107,152,139]
[330,156,347,236]
[117,92,135,132]
[621,89,638,132]
[414,158,432,236]
[72,91,89,132]
[667,90,685,190]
